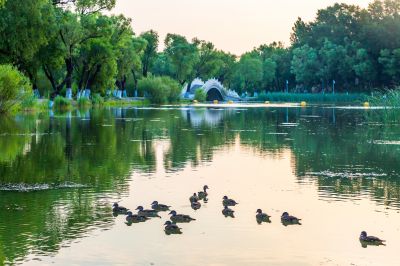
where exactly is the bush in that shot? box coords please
[194,89,206,102]
[0,64,32,114]
[53,96,72,110]
[21,95,37,110]
[138,76,181,104]
[77,97,92,107]
[92,93,104,105]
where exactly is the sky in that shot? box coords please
[112,0,372,55]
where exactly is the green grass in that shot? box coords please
[368,89,400,107]
[77,97,92,107]
[53,96,73,110]
[366,89,400,122]
[254,92,367,103]
[91,93,104,106]
[103,98,150,107]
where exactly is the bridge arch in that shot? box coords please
[206,87,224,101]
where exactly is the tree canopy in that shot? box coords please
[1,0,400,98]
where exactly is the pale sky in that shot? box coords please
[112,0,371,55]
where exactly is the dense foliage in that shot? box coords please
[137,76,180,104]
[1,0,400,103]
[194,89,206,102]
[0,64,32,113]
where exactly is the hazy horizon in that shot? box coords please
[112,0,371,55]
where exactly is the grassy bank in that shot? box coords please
[366,89,400,122]
[253,92,367,103]
[368,89,400,108]
[13,97,151,114]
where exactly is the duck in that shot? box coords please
[198,185,209,199]
[151,201,171,211]
[281,212,301,225]
[256,209,271,223]
[189,193,199,203]
[135,206,160,218]
[168,210,196,223]
[164,221,182,235]
[125,211,149,223]
[222,196,238,206]
[222,206,235,217]
[112,203,128,214]
[359,231,385,246]
[191,199,201,210]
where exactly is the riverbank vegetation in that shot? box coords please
[1,0,400,114]
[255,92,367,103]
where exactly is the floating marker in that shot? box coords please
[364,102,370,107]
[265,101,270,104]
[193,100,198,104]
[300,101,307,107]
[213,100,219,104]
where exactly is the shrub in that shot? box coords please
[194,89,206,102]
[21,95,37,110]
[138,76,182,104]
[0,64,32,114]
[53,96,72,110]
[92,93,104,105]
[161,76,181,103]
[77,97,92,107]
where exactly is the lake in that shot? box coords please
[1,105,400,265]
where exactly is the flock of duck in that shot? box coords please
[112,185,386,246]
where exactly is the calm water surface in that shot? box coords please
[1,106,400,265]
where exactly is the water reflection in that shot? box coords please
[0,106,399,264]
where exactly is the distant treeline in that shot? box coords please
[0,0,400,98]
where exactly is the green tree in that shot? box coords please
[291,45,320,88]
[164,34,198,85]
[0,64,32,113]
[0,0,55,90]
[140,30,159,77]
[379,48,400,85]
[232,56,263,94]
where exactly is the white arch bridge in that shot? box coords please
[182,78,240,102]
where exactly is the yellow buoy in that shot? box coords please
[193,100,198,104]
[363,102,370,107]
[228,100,233,104]
[213,100,219,104]
[300,101,307,107]
[264,101,270,104]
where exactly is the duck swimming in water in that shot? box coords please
[191,199,201,210]
[189,193,199,203]
[222,196,238,206]
[198,185,209,199]
[281,212,301,226]
[136,206,160,218]
[359,231,385,247]
[256,209,271,224]
[151,201,171,211]
[164,221,182,235]
[222,206,235,218]
[112,203,128,214]
[168,210,196,223]
[125,211,149,223]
